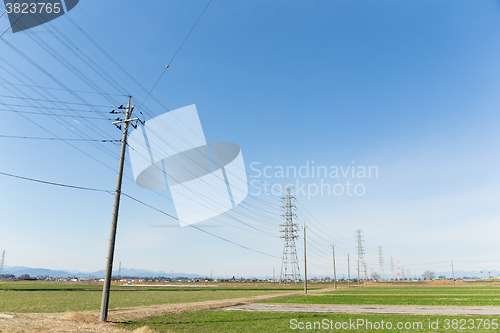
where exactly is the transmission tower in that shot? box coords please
[280,188,301,283]
[0,250,5,277]
[378,246,385,281]
[390,257,394,280]
[355,229,365,283]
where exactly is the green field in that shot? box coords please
[0,281,297,313]
[264,294,500,306]
[327,286,500,295]
[251,285,500,306]
[117,283,500,332]
[3,281,500,332]
[119,311,500,333]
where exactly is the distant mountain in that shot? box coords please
[2,265,203,279]
[434,270,500,279]
[3,266,77,278]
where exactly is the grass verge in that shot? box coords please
[0,289,285,313]
[264,294,500,306]
[118,311,500,332]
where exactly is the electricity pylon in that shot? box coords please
[279,188,301,284]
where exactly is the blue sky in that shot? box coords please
[0,0,499,279]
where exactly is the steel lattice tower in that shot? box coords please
[390,257,395,280]
[378,246,385,281]
[356,229,365,282]
[279,188,301,284]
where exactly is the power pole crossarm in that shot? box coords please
[100,96,133,322]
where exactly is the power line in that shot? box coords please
[0,171,111,192]
[0,134,120,142]
[0,109,114,119]
[0,170,280,260]
[139,0,212,109]
[0,81,127,96]
[0,94,114,107]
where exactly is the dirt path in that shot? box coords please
[0,288,322,332]
[224,303,500,316]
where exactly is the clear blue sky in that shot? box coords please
[0,0,499,278]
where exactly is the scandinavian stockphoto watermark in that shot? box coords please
[249,161,378,199]
[289,318,499,330]
[3,0,79,33]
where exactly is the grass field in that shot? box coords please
[264,294,500,306]
[0,281,301,313]
[118,311,500,333]
[4,281,500,332]
[327,286,500,295]
[265,285,500,306]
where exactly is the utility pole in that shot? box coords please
[451,260,455,284]
[347,254,350,288]
[211,271,213,280]
[303,222,307,295]
[0,250,5,277]
[118,261,121,280]
[331,243,337,290]
[357,257,360,286]
[273,267,275,284]
[100,96,134,322]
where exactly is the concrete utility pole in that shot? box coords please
[451,260,455,284]
[303,222,307,295]
[347,254,350,288]
[100,96,134,322]
[0,250,5,277]
[331,243,337,290]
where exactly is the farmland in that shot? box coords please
[2,281,500,332]
[0,280,303,313]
